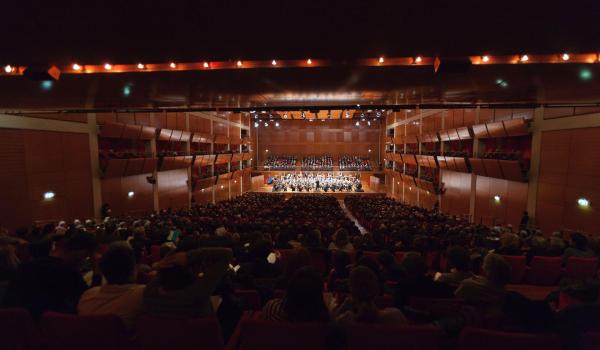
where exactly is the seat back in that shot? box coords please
[136,315,224,350]
[459,327,563,350]
[235,289,262,310]
[565,257,598,280]
[238,319,328,350]
[409,297,466,319]
[347,324,441,350]
[527,256,562,285]
[309,249,331,276]
[502,255,527,284]
[150,244,161,263]
[374,294,395,308]
[394,251,405,264]
[41,312,129,350]
[0,308,41,350]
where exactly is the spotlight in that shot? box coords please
[203,62,210,68]
[4,65,13,73]
[307,58,312,65]
[104,63,112,70]
[271,59,277,66]
[169,62,177,68]
[237,60,243,67]
[378,56,384,63]
[72,63,82,71]
[562,53,570,61]
[137,63,145,69]
[414,56,422,63]
[481,55,490,62]
[520,55,529,62]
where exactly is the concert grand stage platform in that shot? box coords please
[252,186,384,200]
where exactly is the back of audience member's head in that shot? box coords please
[483,253,511,286]
[63,231,98,260]
[376,250,395,269]
[571,232,588,250]
[160,242,177,259]
[332,250,352,278]
[0,244,19,273]
[100,242,136,284]
[284,267,329,323]
[303,229,322,248]
[401,252,426,280]
[250,239,273,262]
[334,228,350,248]
[350,266,380,323]
[284,247,311,280]
[446,246,470,272]
[29,237,53,259]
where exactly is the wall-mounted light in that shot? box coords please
[494,195,501,202]
[127,191,135,198]
[368,149,372,153]
[409,186,412,191]
[265,149,269,152]
[43,191,55,200]
[578,197,590,208]
[220,185,224,189]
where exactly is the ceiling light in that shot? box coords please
[203,62,210,68]
[72,63,82,71]
[137,63,145,69]
[482,55,490,62]
[271,60,277,66]
[378,56,384,63]
[578,197,590,208]
[520,55,529,62]
[307,58,312,65]
[169,62,177,68]
[3,65,13,73]
[562,53,570,61]
[104,63,112,70]
[237,60,243,67]
[414,56,422,63]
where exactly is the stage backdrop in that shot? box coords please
[253,119,382,166]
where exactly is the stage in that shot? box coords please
[251,185,384,200]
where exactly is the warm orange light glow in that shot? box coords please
[3,65,12,73]
[104,63,112,70]
[378,56,384,63]
[482,55,490,62]
[236,60,243,67]
[520,54,529,62]
[137,63,145,69]
[307,58,312,65]
[203,62,209,68]
[72,63,82,71]
[271,59,277,66]
[562,53,570,61]
[169,62,176,68]
[414,56,422,63]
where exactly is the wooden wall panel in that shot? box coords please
[0,129,94,231]
[256,119,380,164]
[441,170,471,217]
[101,174,154,217]
[475,176,527,228]
[537,128,600,235]
[158,169,189,210]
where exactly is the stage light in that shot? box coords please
[137,63,145,69]
[169,62,177,68]
[578,197,590,208]
[271,60,277,66]
[203,62,210,68]
[237,60,243,67]
[43,191,55,200]
[307,58,312,65]
[127,191,135,198]
[481,55,490,62]
[520,55,529,62]
[356,104,361,108]
[494,195,501,202]
[414,56,422,63]
[104,63,112,70]
[72,63,82,71]
[4,65,13,73]
[562,53,570,61]
[378,56,384,63]
[275,122,280,127]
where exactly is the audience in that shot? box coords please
[301,155,333,171]
[339,155,372,171]
[435,246,473,290]
[264,155,296,170]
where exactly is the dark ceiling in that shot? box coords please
[1,1,600,110]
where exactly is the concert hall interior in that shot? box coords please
[2,2,600,350]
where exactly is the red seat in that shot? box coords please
[565,257,599,280]
[459,327,563,350]
[137,315,224,350]
[502,255,527,284]
[526,256,562,286]
[362,251,380,261]
[347,324,441,350]
[234,319,328,350]
[374,294,395,308]
[409,297,466,319]
[275,249,294,266]
[309,249,331,276]
[394,251,405,264]
[0,308,41,350]
[150,244,161,263]
[235,289,262,310]
[41,312,130,350]
[425,251,440,270]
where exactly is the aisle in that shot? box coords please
[339,200,368,235]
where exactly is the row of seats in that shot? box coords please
[3,308,599,350]
[502,256,598,285]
